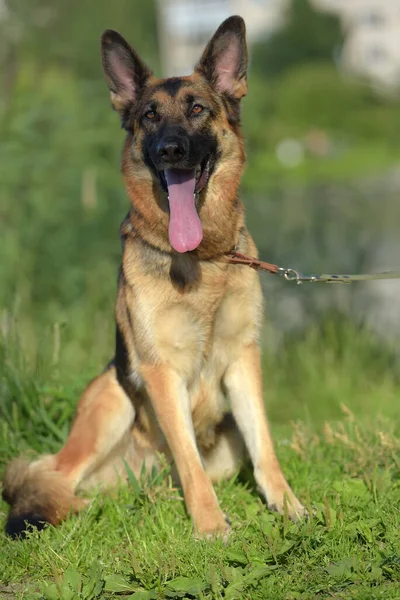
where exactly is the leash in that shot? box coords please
[226,251,400,285]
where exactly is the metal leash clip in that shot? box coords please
[277,268,300,283]
[277,268,321,284]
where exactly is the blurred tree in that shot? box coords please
[0,0,158,105]
[251,0,343,79]
[0,0,159,357]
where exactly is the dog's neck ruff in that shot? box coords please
[120,211,243,264]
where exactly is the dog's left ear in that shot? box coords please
[101,30,152,115]
[196,16,248,100]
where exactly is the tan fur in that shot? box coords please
[2,17,305,538]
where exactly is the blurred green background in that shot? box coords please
[1,0,400,433]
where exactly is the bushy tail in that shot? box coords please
[2,457,85,539]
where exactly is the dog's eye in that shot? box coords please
[192,104,204,115]
[145,110,156,120]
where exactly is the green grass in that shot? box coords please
[1,319,400,599]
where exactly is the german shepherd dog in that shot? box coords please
[3,16,305,539]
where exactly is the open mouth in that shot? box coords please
[157,156,213,254]
[158,155,212,196]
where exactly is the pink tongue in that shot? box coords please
[165,168,203,253]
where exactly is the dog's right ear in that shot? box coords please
[101,30,152,115]
[196,16,248,100]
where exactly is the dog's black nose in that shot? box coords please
[157,137,187,164]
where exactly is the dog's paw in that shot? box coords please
[194,513,231,542]
[267,490,307,522]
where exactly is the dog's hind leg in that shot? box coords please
[55,366,135,486]
[201,413,246,483]
[3,365,135,538]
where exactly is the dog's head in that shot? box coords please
[101,16,248,254]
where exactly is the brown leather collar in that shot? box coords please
[225,251,279,275]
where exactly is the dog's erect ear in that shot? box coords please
[196,16,248,100]
[101,30,152,114]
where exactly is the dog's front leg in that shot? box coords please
[140,363,229,537]
[224,343,306,521]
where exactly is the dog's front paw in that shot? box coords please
[267,488,307,522]
[194,511,231,541]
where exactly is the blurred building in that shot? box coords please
[315,0,400,89]
[156,0,285,76]
[158,0,400,90]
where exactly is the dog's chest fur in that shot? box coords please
[116,231,263,443]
